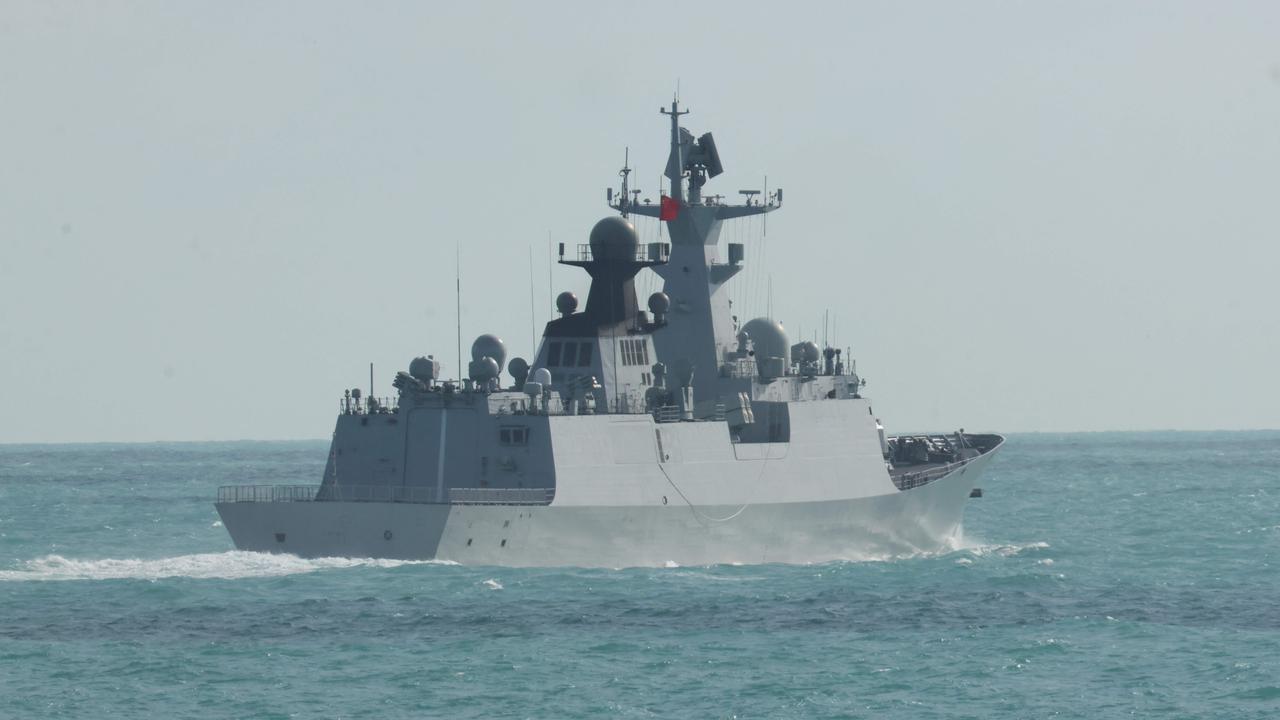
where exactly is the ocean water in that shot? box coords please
[1,433,1277,719]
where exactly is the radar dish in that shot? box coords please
[698,132,723,177]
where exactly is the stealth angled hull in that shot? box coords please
[216,439,998,568]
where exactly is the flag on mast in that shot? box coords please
[659,195,680,221]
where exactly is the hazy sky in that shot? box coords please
[2,2,1278,442]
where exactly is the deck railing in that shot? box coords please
[217,484,555,506]
[891,455,974,492]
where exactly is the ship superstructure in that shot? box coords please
[215,101,1003,567]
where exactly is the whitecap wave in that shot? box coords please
[482,578,503,590]
[959,540,1051,558]
[0,551,456,582]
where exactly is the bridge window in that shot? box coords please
[547,340,594,367]
[499,426,529,446]
[620,338,649,366]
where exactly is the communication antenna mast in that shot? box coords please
[618,148,632,217]
[455,242,462,380]
[660,100,689,203]
[528,245,536,352]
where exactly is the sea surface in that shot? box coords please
[1,432,1277,719]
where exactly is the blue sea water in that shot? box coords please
[1,432,1277,719]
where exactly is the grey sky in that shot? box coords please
[2,2,1278,442]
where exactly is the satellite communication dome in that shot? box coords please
[647,292,671,315]
[556,291,579,316]
[588,216,639,261]
[470,334,507,369]
[469,356,500,383]
[508,357,530,386]
[741,318,790,365]
[408,356,439,382]
[797,340,820,364]
[532,367,552,386]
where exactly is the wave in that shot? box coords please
[811,535,1052,566]
[940,530,1051,558]
[959,540,1051,558]
[0,551,456,582]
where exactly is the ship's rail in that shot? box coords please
[216,484,555,506]
[892,460,968,492]
[339,396,399,415]
[563,242,671,263]
[889,433,1003,491]
[449,487,556,505]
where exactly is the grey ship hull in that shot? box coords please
[217,452,995,567]
[217,409,1001,567]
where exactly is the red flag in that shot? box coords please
[659,195,680,221]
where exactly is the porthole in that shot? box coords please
[500,539,507,547]
[384,530,393,540]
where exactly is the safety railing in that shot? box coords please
[338,396,399,415]
[891,456,973,492]
[217,485,318,503]
[652,405,682,423]
[564,242,670,263]
[448,487,555,505]
[217,484,555,506]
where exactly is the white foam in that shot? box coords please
[482,578,504,590]
[0,551,456,582]
[956,539,1051,558]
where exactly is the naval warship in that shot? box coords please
[216,101,1003,567]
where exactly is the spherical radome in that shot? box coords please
[470,334,507,369]
[556,291,579,315]
[588,216,639,260]
[741,317,790,365]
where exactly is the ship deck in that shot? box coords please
[886,433,1003,491]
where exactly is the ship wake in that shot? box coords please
[0,551,457,582]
